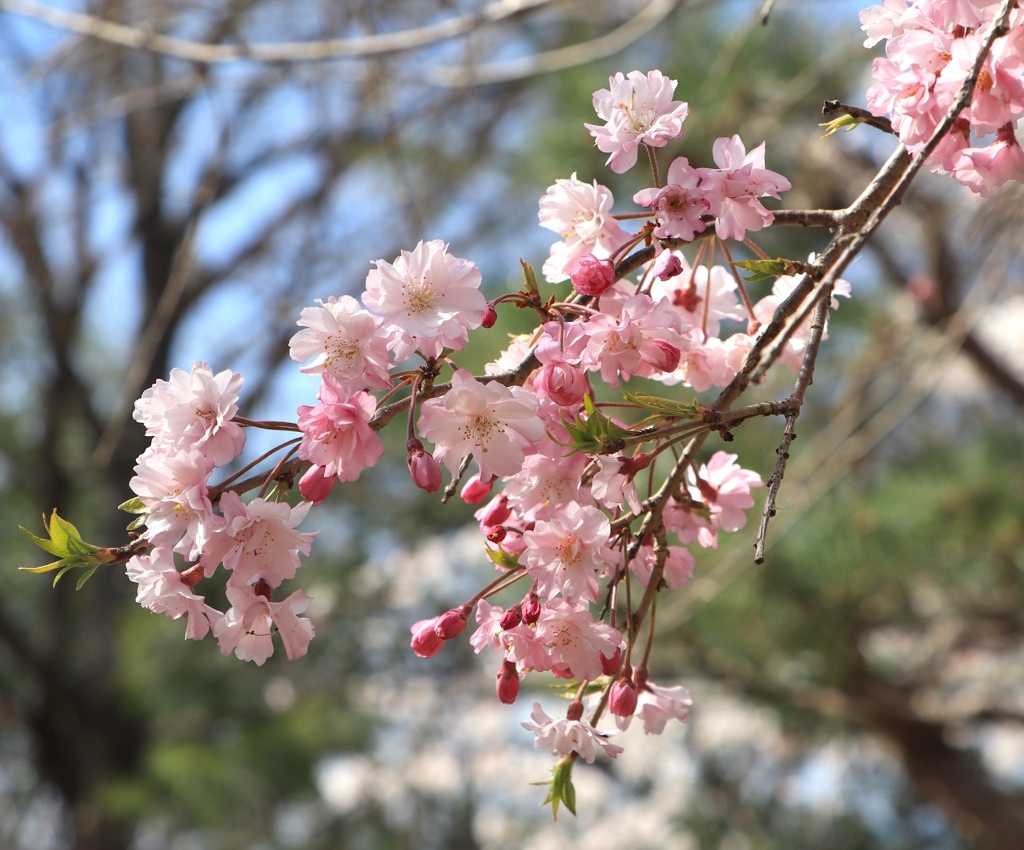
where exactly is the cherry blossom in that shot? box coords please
[363,239,486,361]
[417,370,544,480]
[289,295,392,391]
[213,582,315,665]
[633,156,710,241]
[126,548,220,641]
[585,70,690,173]
[133,360,246,466]
[535,599,622,682]
[522,703,623,762]
[297,373,384,483]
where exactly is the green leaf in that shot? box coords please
[542,757,577,821]
[621,390,701,418]
[126,515,147,532]
[485,546,521,571]
[819,113,861,138]
[20,510,107,590]
[118,497,147,515]
[520,259,539,295]
[734,258,795,282]
[20,557,78,574]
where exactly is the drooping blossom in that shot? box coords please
[133,360,246,466]
[614,679,693,734]
[649,256,744,338]
[126,548,220,641]
[200,491,316,588]
[296,373,384,484]
[213,582,315,665]
[522,703,623,762]
[522,501,616,604]
[633,157,710,241]
[690,452,763,534]
[362,240,486,361]
[289,295,392,391]
[538,174,629,282]
[585,70,690,173]
[417,370,544,480]
[697,136,791,241]
[534,599,622,682]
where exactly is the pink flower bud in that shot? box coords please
[410,617,445,657]
[600,648,621,676]
[481,304,498,328]
[646,340,682,373]
[460,473,494,504]
[406,439,443,494]
[522,591,541,625]
[609,678,639,717]
[254,578,273,600]
[535,361,588,407]
[299,465,336,505]
[486,526,507,543]
[476,494,512,527]
[496,659,520,704]
[500,604,523,630]
[569,254,617,297]
[566,701,584,721]
[651,251,684,281]
[434,607,469,640]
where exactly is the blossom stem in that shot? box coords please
[210,437,302,497]
[644,143,661,189]
[232,416,301,431]
[717,238,757,324]
[258,443,301,500]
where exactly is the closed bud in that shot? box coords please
[486,525,507,543]
[476,494,512,527]
[600,648,622,676]
[407,440,443,494]
[569,254,617,297]
[652,251,684,281]
[646,340,682,373]
[522,591,541,625]
[496,659,520,704]
[434,606,470,640]
[410,618,445,658]
[609,678,639,717]
[299,465,336,505]
[481,304,498,328]
[500,604,523,630]
[566,701,584,721]
[460,473,494,504]
[535,361,588,407]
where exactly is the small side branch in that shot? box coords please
[822,100,895,135]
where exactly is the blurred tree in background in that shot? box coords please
[1,0,1024,848]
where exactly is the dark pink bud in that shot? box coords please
[535,361,588,408]
[569,254,617,297]
[522,591,541,625]
[434,607,469,640]
[600,648,622,676]
[486,526,506,544]
[499,604,522,630]
[566,701,584,721]
[496,659,521,704]
[475,495,512,527]
[646,340,682,373]
[481,304,498,328]
[460,473,494,505]
[407,439,443,494]
[254,578,273,600]
[609,679,639,717]
[410,618,444,657]
[299,465,336,505]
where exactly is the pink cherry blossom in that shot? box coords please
[362,239,486,361]
[126,548,220,641]
[691,451,763,534]
[522,502,616,604]
[133,360,246,466]
[289,295,392,391]
[585,70,690,173]
[538,174,629,283]
[650,257,744,339]
[952,124,1024,196]
[534,599,622,682]
[697,136,791,242]
[633,157,710,241]
[213,583,315,665]
[297,374,384,483]
[502,442,592,522]
[417,370,544,480]
[615,680,692,734]
[521,702,623,762]
[201,491,316,588]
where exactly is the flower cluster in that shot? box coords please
[863,0,1024,195]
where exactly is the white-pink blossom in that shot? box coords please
[213,583,315,665]
[522,703,623,762]
[289,295,392,391]
[585,70,690,173]
[534,599,622,682]
[615,680,692,734]
[362,240,486,361]
[201,491,317,588]
[133,361,246,466]
[417,370,544,480]
[522,502,616,604]
[633,157,710,241]
[126,548,220,641]
[690,451,763,534]
[538,174,629,283]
